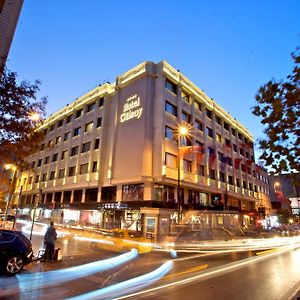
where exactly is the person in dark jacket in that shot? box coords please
[44,221,57,262]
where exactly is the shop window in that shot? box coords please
[165,152,177,169]
[165,101,177,117]
[122,184,144,201]
[165,79,177,94]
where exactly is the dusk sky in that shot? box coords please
[7,0,300,159]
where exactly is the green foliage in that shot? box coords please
[0,67,47,168]
[252,48,300,173]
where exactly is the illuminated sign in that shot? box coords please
[120,94,143,122]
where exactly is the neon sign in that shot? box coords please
[120,94,143,123]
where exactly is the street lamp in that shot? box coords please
[3,164,18,227]
[177,124,190,222]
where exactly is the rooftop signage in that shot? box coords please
[120,94,143,123]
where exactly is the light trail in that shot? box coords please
[0,250,138,298]
[67,261,173,300]
[113,243,300,300]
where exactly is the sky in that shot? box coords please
[7,0,300,160]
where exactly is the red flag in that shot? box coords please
[209,154,217,168]
[179,146,193,157]
[234,158,242,169]
[246,159,253,166]
[196,152,205,164]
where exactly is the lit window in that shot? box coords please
[194,100,202,111]
[61,150,68,159]
[181,91,190,103]
[216,133,222,143]
[84,122,93,133]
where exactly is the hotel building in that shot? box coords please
[15,61,271,237]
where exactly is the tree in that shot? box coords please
[252,48,300,173]
[0,67,47,169]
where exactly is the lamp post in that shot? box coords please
[3,164,18,227]
[177,125,189,223]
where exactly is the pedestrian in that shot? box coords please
[44,221,57,262]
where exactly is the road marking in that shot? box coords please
[255,248,280,256]
[162,264,208,280]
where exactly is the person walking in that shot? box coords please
[44,221,57,262]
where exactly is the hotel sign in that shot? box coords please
[120,94,143,123]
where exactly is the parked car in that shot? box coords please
[0,214,16,229]
[0,229,33,274]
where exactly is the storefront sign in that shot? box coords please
[120,94,143,123]
[98,202,128,210]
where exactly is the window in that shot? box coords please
[66,115,72,123]
[49,171,55,180]
[165,101,177,117]
[58,169,65,179]
[80,163,89,174]
[224,122,230,131]
[182,111,190,123]
[165,153,177,169]
[29,176,33,184]
[208,147,215,155]
[238,132,243,141]
[49,124,55,132]
[240,148,244,156]
[40,143,45,151]
[44,156,50,164]
[236,178,240,187]
[94,138,100,149]
[97,117,102,128]
[218,151,223,161]
[68,166,76,176]
[84,122,93,133]
[228,175,233,185]
[71,146,79,156]
[194,100,202,111]
[233,144,237,152]
[99,97,104,107]
[209,169,216,180]
[61,150,68,159]
[227,157,233,166]
[216,133,222,143]
[165,79,177,94]
[92,161,98,172]
[231,128,236,136]
[55,136,61,144]
[206,109,212,119]
[243,181,247,189]
[48,140,53,148]
[249,183,253,191]
[87,102,96,112]
[37,159,42,167]
[64,131,71,141]
[76,109,83,118]
[52,153,58,162]
[31,161,35,168]
[42,173,47,181]
[73,127,81,137]
[245,151,250,159]
[219,172,226,182]
[197,165,205,176]
[195,119,203,131]
[183,159,192,172]
[165,126,175,140]
[122,184,144,201]
[82,141,91,153]
[216,116,222,125]
[181,91,190,103]
[58,119,63,127]
[206,127,213,138]
[35,175,40,183]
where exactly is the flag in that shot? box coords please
[234,158,242,169]
[246,159,253,166]
[193,145,205,164]
[179,146,193,157]
[209,154,217,168]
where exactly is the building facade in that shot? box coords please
[0,0,23,75]
[14,61,271,236]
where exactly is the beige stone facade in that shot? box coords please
[14,61,271,232]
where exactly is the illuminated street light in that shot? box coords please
[3,164,18,227]
[177,124,190,222]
